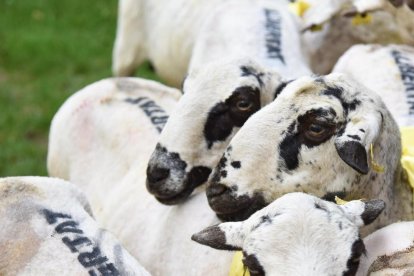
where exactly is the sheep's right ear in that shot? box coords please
[191,222,244,251]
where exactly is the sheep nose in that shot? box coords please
[207,184,230,198]
[146,165,170,185]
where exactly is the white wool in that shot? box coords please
[0,176,149,276]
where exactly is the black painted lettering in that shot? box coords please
[125,97,146,105]
[62,236,92,253]
[264,9,285,64]
[98,263,121,276]
[42,209,72,224]
[391,50,414,115]
[78,247,109,267]
[125,97,169,133]
[55,220,83,234]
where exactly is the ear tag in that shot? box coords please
[352,13,372,25]
[288,0,310,17]
[230,251,250,276]
[335,196,349,205]
[370,144,385,173]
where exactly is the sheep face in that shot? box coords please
[192,193,385,276]
[146,58,282,205]
[207,73,399,221]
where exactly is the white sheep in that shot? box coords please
[295,0,414,74]
[48,59,284,275]
[332,43,414,127]
[192,192,385,276]
[0,176,149,276]
[112,0,311,87]
[357,220,414,275]
[47,77,181,213]
[145,58,283,205]
[205,73,413,236]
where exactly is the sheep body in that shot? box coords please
[47,77,181,214]
[333,44,414,126]
[0,176,149,276]
[113,0,310,87]
[47,76,234,275]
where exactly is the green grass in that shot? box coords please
[0,0,159,176]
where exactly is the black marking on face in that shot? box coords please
[231,161,241,169]
[241,66,265,87]
[274,80,293,99]
[347,135,361,141]
[125,97,169,133]
[279,108,337,170]
[359,129,365,133]
[322,86,361,114]
[264,8,285,64]
[390,50,414,115]
[212,156,228,183]
[187,166,212,188]
[204,86,261,149]
[343,238,366,276]
[322,191,347,202]
[191,225,242,251]
[243,252,265,276]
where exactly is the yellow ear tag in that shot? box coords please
[335,196,349,205]
[229,251,250,276]
[370,144,385,173]
[288,0,310,17]
[401,127,414,196]
[351,13,372,25]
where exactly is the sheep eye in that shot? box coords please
[308,123,326,136]
[236,100,253,111]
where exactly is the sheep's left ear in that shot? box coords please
[340,199,385,227]
[191,222,244,251]
[334,112,382,174]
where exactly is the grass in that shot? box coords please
[0,0,159,176]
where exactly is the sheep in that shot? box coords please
[145,58,283,205]
[47,77,181,214]
[295,0,414,74]
[112,0,311,87]
[357,221,414,275]
[48,59,284,275]
[205,73,413,236]
[0,176,149,276]
[332,44,414,127]
[192,192,385,276]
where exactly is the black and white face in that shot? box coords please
[207,73,396,221]
[192,193,385,276]
[146,58,283,205]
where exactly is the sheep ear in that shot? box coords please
[191,222,244,251]
[341,199,385,226]
[335,140,369,174]
[334,111,382,174]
